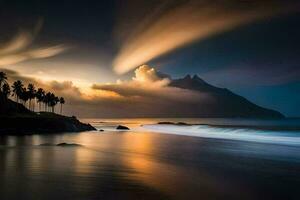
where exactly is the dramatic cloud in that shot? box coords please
[132,64,170,86]
[92,65,204,100]
[89,65,213,117]
[113,0,300,74]
[0,20,68,66]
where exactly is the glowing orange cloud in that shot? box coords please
[113,0,300,74]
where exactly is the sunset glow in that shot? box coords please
[0,0,299,117]
[1,1,300,199]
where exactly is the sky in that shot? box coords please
[0,0,300,117]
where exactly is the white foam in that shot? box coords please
[142,124,300,146]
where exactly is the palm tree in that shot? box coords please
[59,97,65,114]
[19,87,29,107]
[2,83,10,99]
[48,93,59,113]
[36,88,45,112]
[12,80,24,103]
[27,83,36,111]
[0,72,67,114]
[54,96,59,113]
[0,72,7,89]
[44,92,52,112]
[49,93,54,112]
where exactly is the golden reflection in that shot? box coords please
[122,132,154,153]
[74,148,99,175]
[117,131,225,199]
[73,133,103,175]
[124,151,198,199]
[120,133,186,197]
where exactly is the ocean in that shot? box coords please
[0,118,299,199]
[89,118,300,145]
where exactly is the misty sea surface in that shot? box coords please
[0,118,300,200]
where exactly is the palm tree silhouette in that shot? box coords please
[36,88,45,112]
[59,97,65,114]
[2,83,11,99]
[12,80,24,103]
[48,93,59,113]
[1,71,66,115]
[19,87,29,107]
[54,96,59,112]
[44,92,52,112]
[27,83,36,111]
[0,72,7,89]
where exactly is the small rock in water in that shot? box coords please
[116,125,130,130]
[176,122,189,126]
[158,121,174,125]
[56,143,82,147]
[39,143,82,147]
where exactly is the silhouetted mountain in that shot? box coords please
[169,75,284,118]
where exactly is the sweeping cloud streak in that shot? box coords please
[113,0,300,74]
[0,21,69,66]
[0,32,33,55]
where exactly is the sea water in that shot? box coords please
[87,118,300,146]
[0,118,299,199]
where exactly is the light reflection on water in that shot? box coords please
[0,118,300,199]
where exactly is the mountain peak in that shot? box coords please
[182,74,205,81]
[170,74,217,93]
[192,74,206,83]
[192,74,200,80]
[183,74,192,80]
[169,74,284,118]
[180,74,208,85]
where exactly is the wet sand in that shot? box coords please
[0,131,299,200]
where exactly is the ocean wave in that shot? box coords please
[142,124,300,146]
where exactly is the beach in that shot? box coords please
[0,118,299,200]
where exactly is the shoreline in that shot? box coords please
[0,130,299,200]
